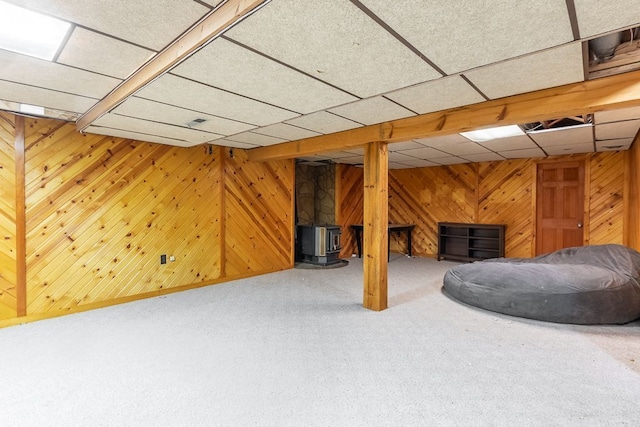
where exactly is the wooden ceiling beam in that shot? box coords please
[76,0,269,133]
[248,69,640,162]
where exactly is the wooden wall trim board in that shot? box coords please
[248,69,640,162]
[14,115,26,317]
[219,146,226,278]
[627,132,640,250]
[0,113,17,319]
[623,150,630,247]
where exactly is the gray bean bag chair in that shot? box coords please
[442,244,640,324]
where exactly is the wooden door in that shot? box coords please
[536,161,585,255]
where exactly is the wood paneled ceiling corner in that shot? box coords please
[0,0,639,161]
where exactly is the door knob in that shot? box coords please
[577,223,583,228]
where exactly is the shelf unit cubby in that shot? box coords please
[437,222,506,262]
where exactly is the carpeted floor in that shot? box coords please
[0,255,638,426]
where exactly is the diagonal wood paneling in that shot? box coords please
[24,119,223,314]
[389,164,476,256]
[0,112,16,319]
[336,164,363,258]
[224,148,294,277]
[478,159,535,258]
[588,151,625,245]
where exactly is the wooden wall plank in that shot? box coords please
[628,135,640,250]
[0,112,17,319]
[478,159,535,258]
[224,148,294,277]
[588,151,625,245]
[388,164,476,257]
[335,164,363,258]
[23,119,224,314]
[14,116,26,316]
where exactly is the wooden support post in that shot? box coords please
[363,141,388,311]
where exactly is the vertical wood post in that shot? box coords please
[14,115,26,316]
[363,141,388,311]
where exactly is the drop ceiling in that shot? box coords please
[1,0,640,167]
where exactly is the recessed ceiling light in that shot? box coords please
[19,103,44,115]
[460,125,524,142]
[0,1,71,61]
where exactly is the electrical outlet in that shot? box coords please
[160,254,167,264]
[169,255,176,262]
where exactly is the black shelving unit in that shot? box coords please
[437,222,505,262]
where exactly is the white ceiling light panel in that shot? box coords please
[12,0,210,50]
[226,0,441,98]
[0,0,70,60]
[359,0,573,74]
[477,135,537,152]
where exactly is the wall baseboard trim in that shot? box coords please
[0,266,291,330]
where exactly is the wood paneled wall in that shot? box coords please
[336,164,363,258]
[587,152,626,245]
[0,113,16,319]
[337,152,628,259]
[0,115,294,322]
[224,148,294,276]
[628,135,640,251]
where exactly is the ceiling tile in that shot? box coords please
[225,132,287,146]
[14,0,209,50]
[285,111,361,134]
[199,0,224,7]
[464,43,584,100]
[328,97,414,126]
[136,74,299,126]
[360,0,573,74]
[596,138,633,152]
[211,139,259,149]
[388,141,427,151]
[172,38,356,114]
[388,152,419,163]
[478,135,538,151]
[385,75,485,115]
[0,79,97,113]
[252,123,321,140]
[432,156,467,165]
[85,126,194,147]
[343,148,364,156]
[413,133,471,148]
[438,142,492,156]
[113,97,255,136]
[595,119,640,140]
[226,0,441,98]
[460,153,505,162]
[57,27,154,79]
[574,1,640,38]
[595,106,640,124]
[527,125,594,147]
[395,159,439,168]
[0,49,120,99]
[335,156,364,165]
[544,142,594,156]
[93,114,223,144]
[317,151,360,159]
[399,146,451,160]
[389,162,412,169]
[500,148,547,159]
